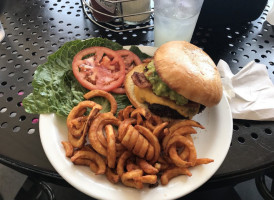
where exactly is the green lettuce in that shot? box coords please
[129,45,151,61]
[23,38,131,117]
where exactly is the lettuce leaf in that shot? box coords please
[23,37,131,117]
[129,45,151,61]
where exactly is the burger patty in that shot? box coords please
[148,103,187,119]
[148,103,206,119]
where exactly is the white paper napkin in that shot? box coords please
[217,60,274,121]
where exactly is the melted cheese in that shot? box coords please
[134,86,199,118]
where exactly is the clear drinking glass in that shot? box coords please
[0,21,5,42]
[153,0,204,47]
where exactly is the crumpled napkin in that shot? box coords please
[217,60,274,121]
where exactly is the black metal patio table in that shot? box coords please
[0,0,274,199]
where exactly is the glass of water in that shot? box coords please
[0,21,5,42]
[153,0,204,47]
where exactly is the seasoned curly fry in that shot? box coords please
[136,113,143,125]
[119,123,152,159]
[180,146,190,160]
[169,144,193,168]
[97,119,120,148]
[117,151,132,176]
[136,158,159,175]
[133,175,158,184]
[194,158,214,166]
[105,124,116,168]
[166,135,197,167]
[135,125,160,164]
[106,167,119,184]
[89,162,100,173]
[122,105,135,119]
[154,163,161,171]
[146,145,154,161]
[71,150,106,175]
[84,90,117,114]
[69,116,88,138]
[73,158,93,166]
[130,107,151,119]
[88,112,119,156]
[120,125,136,150]
[67,101,102,148]
[161,167,192,185]
[121,169,143,189]
[132,132,145,155]
[126,160,141,171]
[162,126,197,152]
[157,162,169,171]
[61,141,74,157]
[118,118,136,141]
[152,122,168,138]
[144,120,156,131]
[169,120,205,133]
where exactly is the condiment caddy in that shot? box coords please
[82,0,154,32]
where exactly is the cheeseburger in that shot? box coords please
[125,41,223,119]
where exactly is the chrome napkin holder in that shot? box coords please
[81,0,154,32]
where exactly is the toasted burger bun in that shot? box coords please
[154,41,222,107]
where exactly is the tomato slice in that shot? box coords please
[111,49,142,94]
[116,49,142,73]
[72,47,126,92]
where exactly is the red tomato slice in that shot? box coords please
[72,47,126,92]
[111,49,142,94]
[116,49,142,73]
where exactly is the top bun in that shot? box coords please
[154,41,223,107]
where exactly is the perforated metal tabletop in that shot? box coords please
[0,0,274,188]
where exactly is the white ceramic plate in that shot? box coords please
[39,46,233,200]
